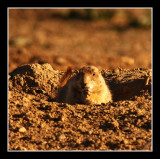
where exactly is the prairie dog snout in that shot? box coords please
[57,66,112,105]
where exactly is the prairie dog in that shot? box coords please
[57,66,112,105]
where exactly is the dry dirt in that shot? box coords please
[8,63,152,151]
[8,9,152,151]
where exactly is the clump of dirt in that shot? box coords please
[9,63,61,99]
[8,63,152,151]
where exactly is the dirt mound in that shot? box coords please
[8,63,152,151]
[9,63,61,99]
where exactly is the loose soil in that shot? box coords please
[8,63,152,151]
[8,9,152,151]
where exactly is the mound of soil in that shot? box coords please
[8,63,152,151]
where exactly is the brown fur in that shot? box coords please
[57,66,112,105]
[59,66,73,87]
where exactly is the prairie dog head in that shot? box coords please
[72,66,106,95]
[58,65,112,105]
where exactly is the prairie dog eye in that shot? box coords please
[93,73,96,76]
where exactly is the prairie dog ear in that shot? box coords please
[59,66,73,87]
[66,66,72,75]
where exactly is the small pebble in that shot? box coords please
[113,68,120,74]
[19,127,26,132]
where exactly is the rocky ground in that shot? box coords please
[8,63,152,151]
